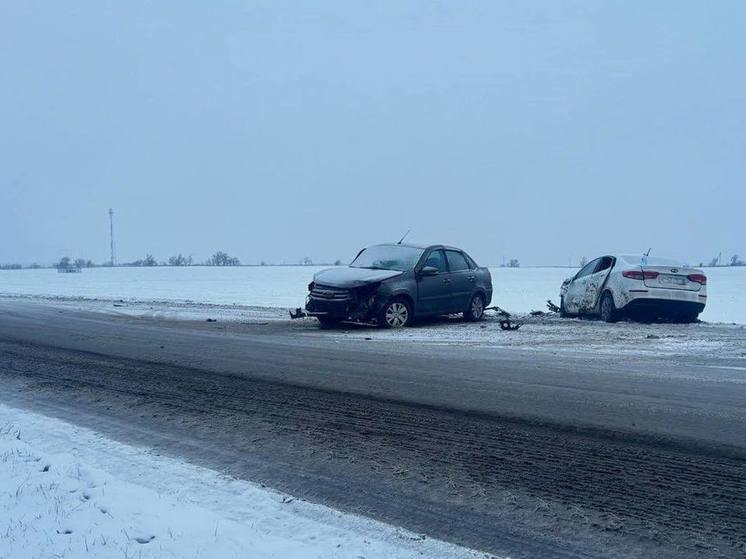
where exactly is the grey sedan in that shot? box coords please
[305,243,493,328]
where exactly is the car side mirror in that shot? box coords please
[419,266,439,276]
[562,277,572,286]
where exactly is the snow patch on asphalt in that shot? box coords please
[0,293,289,323]
[0,403,493,559]
[4,294,746,362]
[320,314,746,361]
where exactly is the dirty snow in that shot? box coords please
[12,294,744,364]
[1,265,743,323]
[0,403,491,559]
[323,313,746,364]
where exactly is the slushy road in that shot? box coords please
[1,300,744,558]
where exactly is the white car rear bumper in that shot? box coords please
[619,288,706,317]
[623,287,706,306]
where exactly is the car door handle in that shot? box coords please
[442,278,451,284]
[468,276,476,282]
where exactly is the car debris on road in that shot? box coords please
[485,306,521,330]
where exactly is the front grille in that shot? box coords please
[310,285,352,300]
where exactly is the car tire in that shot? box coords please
[559,296,569,318]
[464,293,485,322]
[317,316,341,329]
[600,292,619,323]
[378,298,412,329]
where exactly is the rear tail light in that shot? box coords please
[688,274,707,285]
[622,270,660,280]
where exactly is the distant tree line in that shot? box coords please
[1,251,347,270]
[699,254,744,267]
[55,256,94,271]
[10,252,746,270]
[206,251,240,266]
[168,253,193,266]
[123,254,158,267]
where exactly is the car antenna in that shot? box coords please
[397,229,411,245]
[640,247,652,268]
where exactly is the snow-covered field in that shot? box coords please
[1,265,744,323]
[0,403,487,559]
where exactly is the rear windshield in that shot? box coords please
[620,255,682,267]
[350,245,425,272]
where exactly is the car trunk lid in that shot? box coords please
[642,265,705,291]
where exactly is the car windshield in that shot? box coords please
[350,245,425,272]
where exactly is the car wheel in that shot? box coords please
[464,293,485,322]
[378,298,411,329]
[600,292,619,323]
[559,296,569,318]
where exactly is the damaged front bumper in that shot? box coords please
[291,283,382,323]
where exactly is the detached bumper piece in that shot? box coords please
[485,306,521,330]
[290,308,313,319]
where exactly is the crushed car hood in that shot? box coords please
[313,267,403,288]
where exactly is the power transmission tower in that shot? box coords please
[109,208,116,266]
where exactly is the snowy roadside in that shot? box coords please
[0,293,289,323]
[2,265,744,323]
[326,313,746,362]
[0,403,493,559]
[3,294,746,362]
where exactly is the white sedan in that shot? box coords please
[559,254,707,322]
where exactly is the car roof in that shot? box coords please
[372,243,464,251]
[615,254,684,266]
[587,254,684,266]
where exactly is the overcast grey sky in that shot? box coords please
[1,1,744,266]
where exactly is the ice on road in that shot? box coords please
[0,403,488,559]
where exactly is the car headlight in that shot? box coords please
[308,281,315,291]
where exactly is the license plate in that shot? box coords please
[660,274,686,285]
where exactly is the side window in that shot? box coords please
[595,256,614,273]
[464,253,478,269]
[445,250,470,272]
[575,259,599,280]
[422,250,446,273]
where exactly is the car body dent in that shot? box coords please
[563,257,614,315]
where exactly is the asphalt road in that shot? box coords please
[1,300,745,558]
